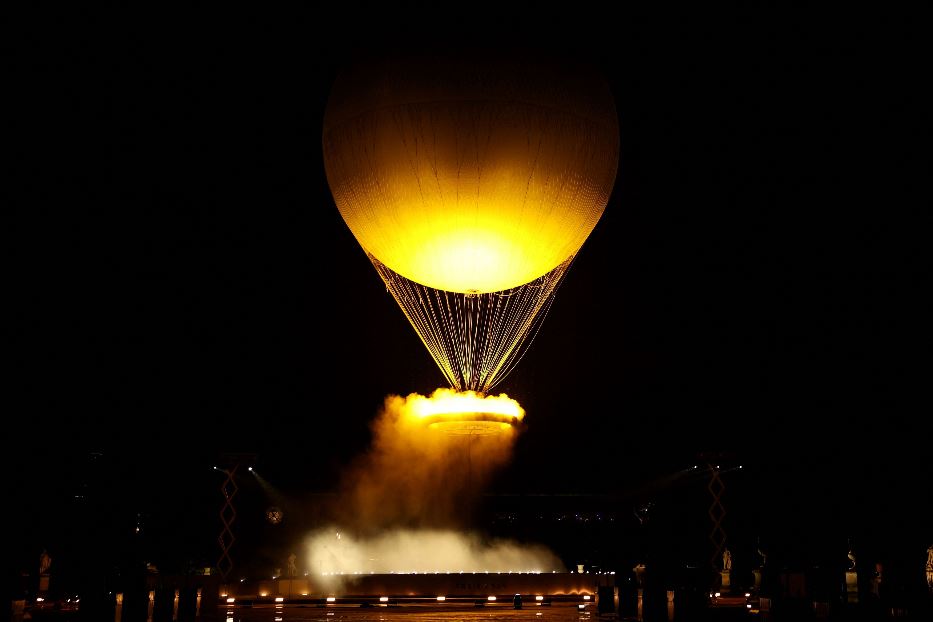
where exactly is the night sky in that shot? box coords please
[8,4,930,589]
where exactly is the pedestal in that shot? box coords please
[845,570,858,603]
[752,569,762,592]
[720,570,731,590]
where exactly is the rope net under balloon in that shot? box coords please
[370,255,573,393]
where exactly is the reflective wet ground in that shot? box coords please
[224,604,605,622]
[219,601,758,622]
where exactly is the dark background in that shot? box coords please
[7,2,930,601]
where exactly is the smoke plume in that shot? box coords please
[336,389,520,532]
[307,527,564,577]
[305,389,564,579]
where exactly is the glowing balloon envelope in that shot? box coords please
[324,53,619,391]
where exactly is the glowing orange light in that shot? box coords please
[409,388,523,434]
[324,58,618,294]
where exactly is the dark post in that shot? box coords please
[151,584,174,622]
[199,575,220,622]
[176,581,198,622]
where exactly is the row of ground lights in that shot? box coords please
[223,594,589,604]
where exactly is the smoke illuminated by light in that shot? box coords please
[330,389,525,531]
[302,388,562,587]
[306,528,563,579]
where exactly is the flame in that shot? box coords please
[409,388,524,419]
[408,388,524,433]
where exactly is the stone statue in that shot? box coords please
[722,548,732,572]
[39,550,51,575]
[287,553,299,578]
[756,540,767,568]
[847,549,857,571]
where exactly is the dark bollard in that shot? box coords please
[597,585,619,615]
[643,586,669,622]
[122,585,150,622]
[177,584,198,622]
[152,586,175,622]
[78,581,117,622]
[78,589,115,622]
[199,577,220,622]
[513,594,522,609]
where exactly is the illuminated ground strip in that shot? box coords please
[217,571,609,602]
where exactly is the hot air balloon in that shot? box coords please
[323,52,619,392]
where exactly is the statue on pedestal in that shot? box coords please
[38,549,52,594]
[720,547,732,590]
[287,553,299,578]
[39,550,51,575]
[845,546,859,603]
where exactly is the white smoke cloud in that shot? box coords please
[306,526,564,578]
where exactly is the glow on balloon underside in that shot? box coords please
[371,254,572,392]
[324,102,617,294]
